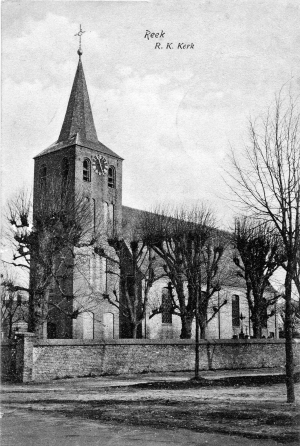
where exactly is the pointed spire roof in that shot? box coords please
[58,57,98,143]
[34,37,122,161]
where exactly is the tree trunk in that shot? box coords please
[8,311,13,339]
[195,285,200,379]
[252,313,263,338]
[28,290,36,333]
[285,263,295,403]
[180,314,193,339]
[198,310,207,339]
[195,308,200,379]
[132,324,138,339]
[253,326,262,338]
[199,319,206,339]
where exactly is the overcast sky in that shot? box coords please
[2,0,300,232]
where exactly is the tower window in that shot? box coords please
[104,202,114,235]
[62,158,69,181]
[83,158,91,182]
[39,165,47,189]
[108,166,116,188]
[232,295,240,327]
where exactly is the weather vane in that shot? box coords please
[75,24,85,56]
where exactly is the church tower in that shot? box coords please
[33,31,123,339]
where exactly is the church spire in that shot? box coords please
[58,25,98,144]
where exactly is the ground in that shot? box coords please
[1,370,299,446]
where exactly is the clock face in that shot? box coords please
[92,155,108,176]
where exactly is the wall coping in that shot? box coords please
[15,332,36,338]
[33,338,294,347]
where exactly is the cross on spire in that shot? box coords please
[75,24,85,57]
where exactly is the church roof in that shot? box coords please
[35,56,123,160]
[121,205,277,293]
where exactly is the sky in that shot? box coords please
[2,0,300,235]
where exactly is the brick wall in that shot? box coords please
[30,338,299,382]
[3,335,299,382]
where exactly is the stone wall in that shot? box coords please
[17,336,300,382]
[15,333,36,382]
[1,340,16,381]
[3,335,299,382]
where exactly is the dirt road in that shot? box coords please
[1,371,299,445]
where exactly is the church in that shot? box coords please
[32,41,279,341]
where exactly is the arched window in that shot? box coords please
[83,158,91,182]
[162,287,173,324]
[103,312,115,339]
[61,157,69,181]
[108,166,116,188]
[262,297,268,328]
[82,311,94,339]
[39,165,47,189]
[104,202,114,234]
[232,295,240,327]
[102,257,108,293]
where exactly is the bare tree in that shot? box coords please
[5,182,101,334]
[94,214,162,339]
[277,298,300,338]
[229,92,300,402]
[233,217,285,338]
[1,273,28,339]
[142,205,229,339]
[198,230,230,339]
